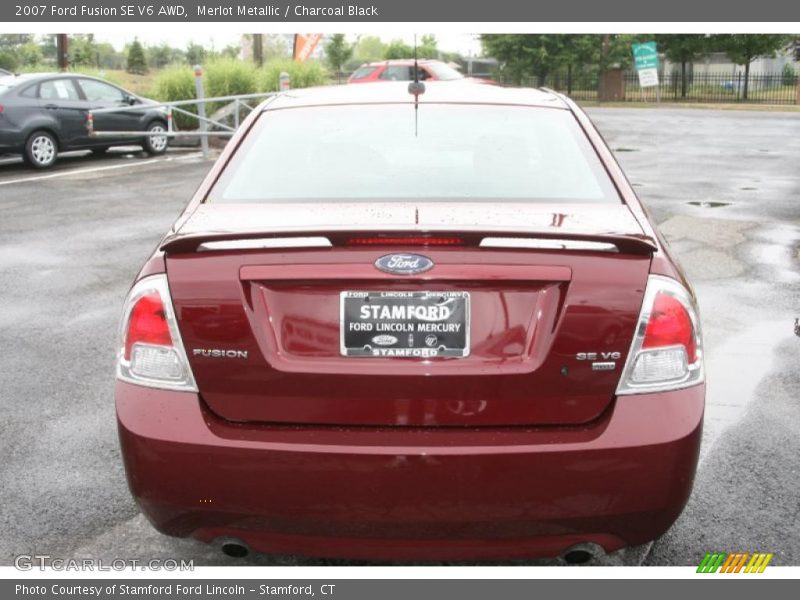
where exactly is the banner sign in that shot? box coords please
[294,33,324,61]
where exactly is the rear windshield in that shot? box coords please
[209,104,619,203]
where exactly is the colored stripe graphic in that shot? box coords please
[697,553,727,573]
[697,552,772,573]
[697,552,774,573]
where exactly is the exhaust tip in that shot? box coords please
[561,543,605,565]
[219,539,250,558]
[563,549,593,564]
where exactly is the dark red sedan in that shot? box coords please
[116,82,704,563]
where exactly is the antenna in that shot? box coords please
[407,34,425,136]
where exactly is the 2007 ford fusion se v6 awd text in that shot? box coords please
[115,81,705,562]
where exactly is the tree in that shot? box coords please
[263,35,290,60]
[68,34,97,67]
[0,34,33,50]
[325,34,353,81]
[126,39,148,74]
[218,44,241,60]
[185,42,206,66]
[384,39,413,60]
[352,35,385,65]
[482,34,571,85]
[19,41,43,67]
[657,35,711,98]
[718,34,791,99]
[95,42,122,69]
[557,35,601,93]
[148,43,183,69]
[418,34,438,59]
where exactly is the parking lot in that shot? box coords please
[0,107,798,567]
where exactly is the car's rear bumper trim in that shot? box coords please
[116,381,703,560]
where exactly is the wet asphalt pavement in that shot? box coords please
[0,108,798,567]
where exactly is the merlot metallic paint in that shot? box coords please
[116,83,704,560]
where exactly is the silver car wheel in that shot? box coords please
[31,135,56,165]
[147,124,168,152]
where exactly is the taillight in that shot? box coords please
[116,274,197,391]
[616,275,704,394]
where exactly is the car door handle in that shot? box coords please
[44,104,58,110]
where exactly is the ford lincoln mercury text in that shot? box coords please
[115,82,705,562]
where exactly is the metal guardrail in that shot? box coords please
[86,92,277,158]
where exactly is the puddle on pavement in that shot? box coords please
[700,320,792,464]
[687,201,731,208]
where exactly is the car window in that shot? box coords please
[425,62,464,81]
[78,79,125,103]
[19,84,37,98]
[39,79,81,101]
[209,104,621,204]
[350,66,378,80]
[379,66,412,81]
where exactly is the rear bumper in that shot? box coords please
[116,381,703,560]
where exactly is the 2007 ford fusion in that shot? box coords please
[115,81,704,562]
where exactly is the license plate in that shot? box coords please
[340,291,470,358]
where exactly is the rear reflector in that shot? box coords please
[117,274,197,392]
[616,275,704,395]
[347,236,464,246]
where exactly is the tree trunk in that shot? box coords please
[252,34,263,67]
[681,61,688,98]
[567,63,573,95]
[743,61,750,100]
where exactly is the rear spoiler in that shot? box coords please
[160,229,658,255]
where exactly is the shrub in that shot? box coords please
[0,50,19,72]
[152,65,197,128]
[257,59,328,92]
[150,58,329,130]
[204,58,258,99]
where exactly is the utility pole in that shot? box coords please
[56,34,69,71]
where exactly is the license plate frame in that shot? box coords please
[340,291,470,358]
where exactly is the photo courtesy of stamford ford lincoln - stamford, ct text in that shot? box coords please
[0,0,799,596]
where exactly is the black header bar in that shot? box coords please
[4,0,800,23]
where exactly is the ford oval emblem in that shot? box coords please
[374,253,434,275]
[371,335,398,347]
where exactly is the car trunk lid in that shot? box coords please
[164,202,653,427]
